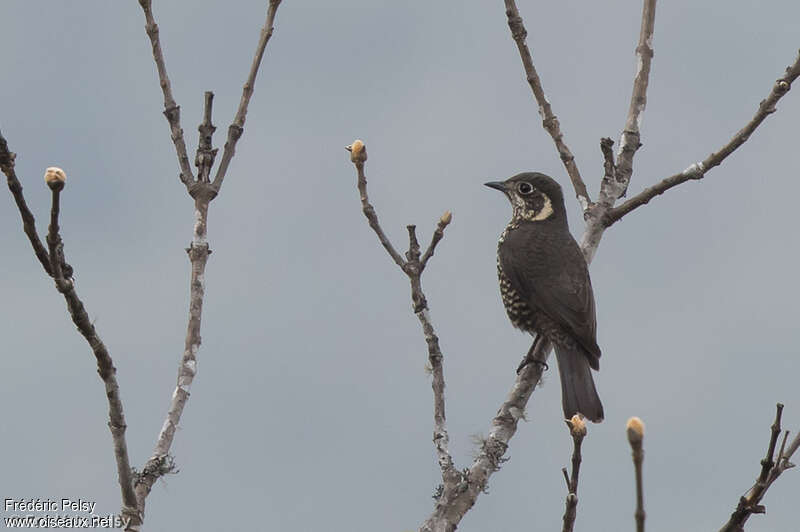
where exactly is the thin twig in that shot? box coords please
[346,140,459,497]
[0,133,53,275]
[1,152,140,526]
[759,404,784,483]
[195,92,218,184]
[213,0,283,190]
[137,0,195,189]
[420,211,451,270]
[46,188,65,281]
[605,50,800,226]
[627,417,646,532]
[502,0,591,213]
[562,416,587,532]
[346,141,406,269]
[720,403,800,532]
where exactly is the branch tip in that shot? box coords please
[440,210,452,226]
[626,416,645,444]
[567,414,587,437]
[44,167,66,191]
[346,139,367,163]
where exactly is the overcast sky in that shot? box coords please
[2,1,799,531]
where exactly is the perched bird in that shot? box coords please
[486,172,604,422]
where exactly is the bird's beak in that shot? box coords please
[484,181,506,192]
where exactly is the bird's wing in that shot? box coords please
[500,224,601,361]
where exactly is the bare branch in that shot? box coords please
[1,152,140,526]
[1,133,53,275]
[133,197,211,516]
[420,211,451,270]
[562,416,587,532]
[421,339,551,531]
[137,0,195,189]
[598,0,657,207]
[213,0,283,190]
[130,4,286,520]
[579,0,657,262]
[45,186,65,281]
[502,0,590,212]
[720,403,800,532]
[346,140,406,269]
[627,417,646,532]
[605,50,800,226]
[759,403,785,483]
[346,140,457,492]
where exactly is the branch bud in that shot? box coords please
[440,210,452,226]
[626,416,645,444]
[345,139,367,163]
[44,167,66,191]
[567,414,587,437]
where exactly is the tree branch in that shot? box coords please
[627,417,646,532]
[346,140,406,269]
[604,50,800,226]
[345,140,459,504]
[561,416,587,532]
[212,0,283,191]
[1,153,140,526]
[1,133,53,275]
[133,196,210,518]
[132,2,283,524]
[581,0,657,261]
[598,0,657,206]
[137,0,195,189]
[421,339,550,532]
[720,404,799,532]
[502,0,591,213]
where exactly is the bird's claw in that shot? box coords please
[516,356,548,375]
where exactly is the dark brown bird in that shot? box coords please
[486,172,604,422]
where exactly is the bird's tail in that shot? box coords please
[554,345,604,422]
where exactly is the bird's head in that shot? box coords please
[484,172,567,224]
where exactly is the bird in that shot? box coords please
[485,172,604,422]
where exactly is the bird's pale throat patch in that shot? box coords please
[512,191,554,222]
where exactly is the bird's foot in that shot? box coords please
[516,355,548,375]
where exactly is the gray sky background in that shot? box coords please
[2,2,799,531]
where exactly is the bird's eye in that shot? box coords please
[517,182,533,195]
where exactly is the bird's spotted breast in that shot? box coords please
[497,253,535,330]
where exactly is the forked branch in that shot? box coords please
[581,0,657,260]
[344,144,551,532]
[605,50,800,226]
[0,146,139,526]
[345,140,460,505]
[720,404,799,531]
[133,1,284,525]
